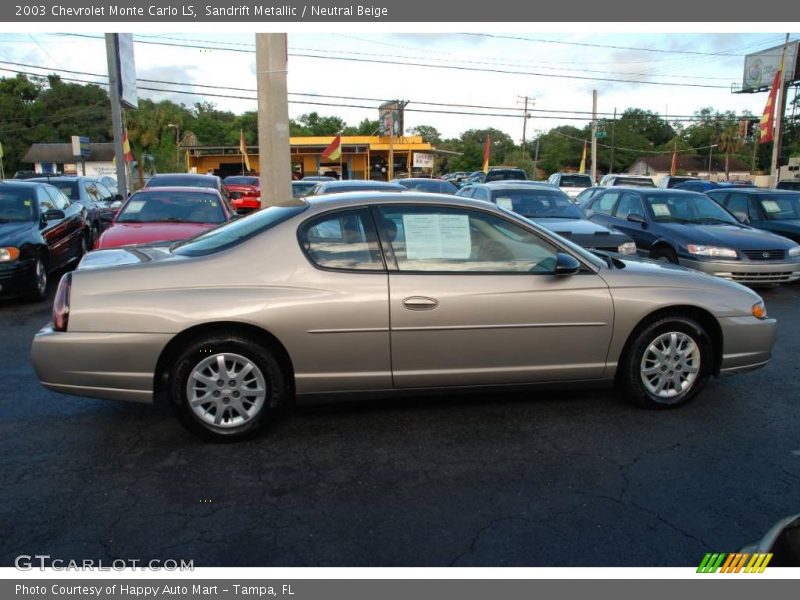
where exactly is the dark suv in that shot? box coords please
[484,167,528,183]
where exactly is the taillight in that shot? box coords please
[53,272,72,332]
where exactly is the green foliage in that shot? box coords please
[407,124,442,145]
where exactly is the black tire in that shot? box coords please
[169,335,286,441]
[618,316,712,409]
[27,255,48,302]
[651,246,678,264]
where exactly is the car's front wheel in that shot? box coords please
[169,336,286,440]
[620,316,712,409]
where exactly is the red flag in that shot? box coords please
[759,64,783,144]
[122,128,133,163]
[482,136,491,174]
[670,142,677,176]
[321,135,342,160]
[239,129,251,172]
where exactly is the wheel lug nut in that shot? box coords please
[217,380,224,386]
[233,391,240,398]
[223,397,230,404]
[228,380,236,387]
[212,391,220,398]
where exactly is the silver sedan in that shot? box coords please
[32,192,777,440]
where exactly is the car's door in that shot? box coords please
[37,187,72,268]
[609,191,657,255]
[46,186,84,258]
[585,190,621,228]
[375,204,614,388]
[296,207,391,392]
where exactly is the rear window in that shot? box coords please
[117,190,225,224]
[147,175,218,188]
[224,176,259,186]
[485,169,527,182]
[173,204,308,257]
[613,177,655,187]
[559,175,592,188]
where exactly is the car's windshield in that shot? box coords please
[757,193,800,220]
[224,176,258,186]
[116,190,225,224]
[173,204,308,256]
[147,175,216,188]
[493,189,584,219]
[0,188,37,222]
[559,175,592,188]
[643,193,738,224]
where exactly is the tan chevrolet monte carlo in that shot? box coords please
[32,192,777,440]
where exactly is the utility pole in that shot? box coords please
[608,107,616,174]
[517,95,534,161]
[533,137,540,179]
[770,34,791,182]
[591,89,598,183]
[255,33,292,207]
[105,34,129,199]
[388,110,394,180]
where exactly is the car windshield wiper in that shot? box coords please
[156,217,184,222]
[696,217,738,225]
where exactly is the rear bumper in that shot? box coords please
[679,258,800,284]
[718,315,777,375]
[31,326,172,403]
[232,197,261,211]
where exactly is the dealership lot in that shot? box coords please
[1,283,799,567]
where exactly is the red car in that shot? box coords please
[223,175,261,213]
[95,187,235,250]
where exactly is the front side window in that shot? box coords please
[614,192,645,219]
[299,208,384,271]
[472,187,490,202]
[37,187,56,212]
[377,205,559,273]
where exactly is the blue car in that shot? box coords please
[582,187,800,286]
[706,187,800,244]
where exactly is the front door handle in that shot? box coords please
[402,296,439,310]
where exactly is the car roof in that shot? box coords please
[149,173,218,182]
[137,186,223,195]
[392,178,442,183]
[0,180,46,188]
[608,186,702,195]
[29,175,90,182]
[316,180,405,189]
[301,190,497,212]
[480,181,561,191]
[707,186,794,194]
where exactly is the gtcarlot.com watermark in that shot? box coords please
[15,554,194,571]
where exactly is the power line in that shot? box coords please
[53,33,736,89]
[0,59,757,120]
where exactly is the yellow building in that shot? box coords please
[185,135,449,180]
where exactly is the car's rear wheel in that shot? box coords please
[620,316,711,409]
[169,336,286,441]
[651,246,678,264]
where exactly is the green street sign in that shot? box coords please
[596,131,607,140]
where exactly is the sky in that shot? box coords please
[0,31,798,144]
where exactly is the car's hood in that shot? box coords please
[97,222,216,249]
[534,217,614,236]
[659,222,795,249]
[601,254,761,301]
[78,243,185,270]
[0,221,37,245]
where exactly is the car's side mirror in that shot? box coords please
[733,211,750,224]
[554,252,581,276]
[44,209,66,221]
[627,213,647,226]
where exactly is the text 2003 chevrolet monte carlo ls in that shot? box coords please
[32,192,777,441]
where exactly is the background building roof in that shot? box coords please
[22,143,115,164]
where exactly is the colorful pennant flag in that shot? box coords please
[579,141,587,174]
[239,129,251,172]
[321,135,342,161]
[122,129,133,163]
[759,58,784,144]
[482,136,491,174]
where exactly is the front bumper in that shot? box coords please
[718,315,777,376]
[680,257,800,285]
[31,326,173,403]
[0,258,36,296]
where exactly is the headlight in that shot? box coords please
[617,241,637,255]
[751,301,767,320]
[788,245,800,257]
[687,244,738,258]
[0,247,20,262]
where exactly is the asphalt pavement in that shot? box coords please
[1,280,798,567]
